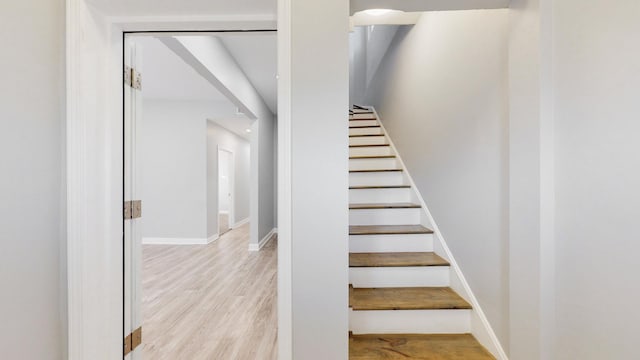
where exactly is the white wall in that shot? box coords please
[218,151,231,212]
[280,0,350,357]
[552,0,640,358]
[0,1,65,359]
[162,35,277,246]
[349,25,399,106]
[365,10,510,350]
[508,0,555,357]
[206,121,251,238]
[140,100,209,241]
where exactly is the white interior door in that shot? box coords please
[124,36,143,360]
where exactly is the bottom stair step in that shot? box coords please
[349,333,495,360]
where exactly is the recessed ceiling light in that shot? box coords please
[245,128,252,133]
[363,9,394,16]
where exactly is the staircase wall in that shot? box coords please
[365,9,510,351]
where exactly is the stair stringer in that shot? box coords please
[371,107,509,360]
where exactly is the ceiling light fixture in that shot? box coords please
[363,9,394,16]
[245,128,252,133]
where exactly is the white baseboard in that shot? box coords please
[207,233,219,244]
[143,236,217,245]
[219,210,229,215]
[232,216,250,228]
[248,228,277,252]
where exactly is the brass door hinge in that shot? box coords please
[124,66,142,90]
[124,200,142,220]
[124,326,142,356]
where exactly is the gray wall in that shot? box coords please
[366,9,510,349]
[258,114,277,242]
[140,100,209,240]
[552,0,640,358]
[206,121,251,238]
[0,0,65,359]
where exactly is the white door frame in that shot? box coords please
[217,147,235,232]
[65,3,287,358]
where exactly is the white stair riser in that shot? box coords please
[349,136,387,146]
[349,127,384,136]
[350,234,434,253]
[349,171,405,187]
[350,113,376,119]
[349,158,399,171]
[350,266,450,288]
[349,119,378,126]
[349,188,412,203]
[349,146,393,157]
[349,309,471,334]
[349,208,421,225]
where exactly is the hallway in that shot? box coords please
[141,223,277,359]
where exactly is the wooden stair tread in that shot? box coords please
[349,286,471,310]
[350,125,381,128]
[349,333,495,360]
[349,185,410,189]
[350,155,396,159]
[349,169,402,173]
[349,118,378,121]
[350,225,433,235]
[350,252,449,267]
[349,203,420,209]
[349,144,390,148]
[349,134,384,137]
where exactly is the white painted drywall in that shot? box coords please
[349,27,368,106]
[349,25,399,106]
[365,10,510,350]
[552,0,640,358]
[140,99,209,240]
[507,0,555,358]
[282,0,350,357]
[161,35,277,246]
[0,1,65,359]
[218,152,231,212]
[206,121,251,238]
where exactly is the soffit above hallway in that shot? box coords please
[220,34,278,114]
[136,36,229,102]
[86,0,276,16]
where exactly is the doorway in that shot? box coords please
[218,148,234,235]
[123,31,277,359]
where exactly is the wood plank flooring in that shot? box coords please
[141,224,277,360]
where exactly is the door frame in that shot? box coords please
[65,4,288,359]
[217,146,235,233]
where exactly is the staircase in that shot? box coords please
[347,107,496,359]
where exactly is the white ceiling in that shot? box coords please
[136,36,228,102]
[221,33,278,114]
[87,0,276,16]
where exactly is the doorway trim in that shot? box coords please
[65,3,285,358]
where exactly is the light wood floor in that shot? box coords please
[141,223,277,359]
